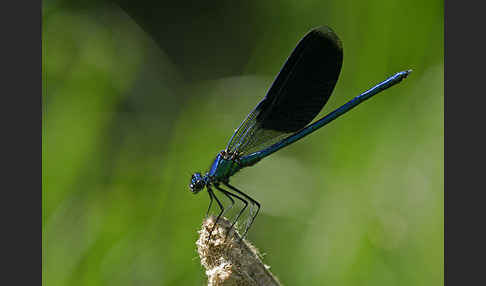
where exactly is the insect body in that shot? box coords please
[189,26,411,240]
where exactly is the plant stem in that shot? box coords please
[196,216,282,286]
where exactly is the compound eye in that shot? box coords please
[189,173,205,193]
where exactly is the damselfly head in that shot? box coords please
[189,172,205,194]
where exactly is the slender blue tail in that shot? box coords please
[242,70,412,164]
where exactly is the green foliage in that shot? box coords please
[43,1,443,285]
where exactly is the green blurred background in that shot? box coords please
[43,0,443,285]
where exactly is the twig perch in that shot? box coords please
[196,216,282,286]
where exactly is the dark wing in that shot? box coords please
[225,26,343,156]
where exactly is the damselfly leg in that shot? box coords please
[224,182,261,240]
[206,190,213,218]
[217,187,235,217]
[214,184,249,241]
[207,186,224,241]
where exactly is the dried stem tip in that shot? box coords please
[196,216,281,286]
